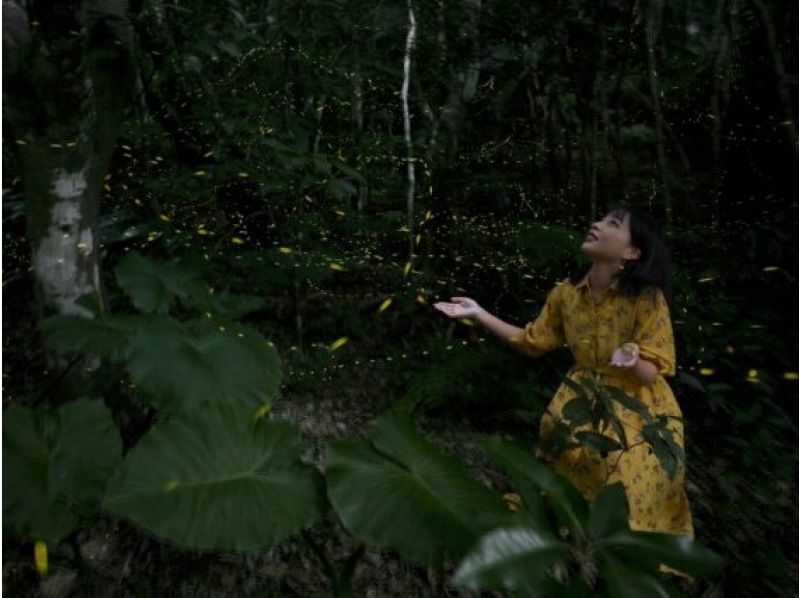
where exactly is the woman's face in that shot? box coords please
[581,211,640,263]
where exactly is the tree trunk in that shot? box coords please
[402,0,418,263]
[3,0,134,373]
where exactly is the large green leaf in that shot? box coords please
[41,314,143,361]
[3,399,121,544]
[325,414,510,566]
[103,403,324,550]
[452,527,567,593]
[115,252,208,315]
[124,320,281,414]
[483,437,590,540]
[600,553,682,598]
[598,530,723,579]
[588,483,630,540]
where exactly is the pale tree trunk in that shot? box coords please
[3,0,134,375]
[402,0,417,263]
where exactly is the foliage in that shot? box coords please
[2,399,121,545]
[325,412,511,567]
[543,367,685,480]
[103,402,325,550]
[452,438,723,596]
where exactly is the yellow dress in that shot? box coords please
[509,272,694,538]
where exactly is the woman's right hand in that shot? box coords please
[433,296,484,319]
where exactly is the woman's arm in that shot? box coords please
[474,308,524,342]
[626,357,658,385]
[433,297,523,342]
[435,287,564,357]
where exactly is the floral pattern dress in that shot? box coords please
[509,272,694,538]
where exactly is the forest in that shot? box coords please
[2,0,798,596]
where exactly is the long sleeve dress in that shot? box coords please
[509,272,694,538]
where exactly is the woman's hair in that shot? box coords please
[568,205,672,300]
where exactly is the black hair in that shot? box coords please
[568,206,672,301]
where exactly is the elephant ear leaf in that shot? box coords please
[483,437,589,539]
[588,483,629,540]
[3,399,121,545]
[452,526,566,593]
[103,402,324,550]
[124,321,281,414]
[601,553,683,598]
[325,413,509,567]
[41,314,141,361]
[599,530,724,580]
[115,252,208,315]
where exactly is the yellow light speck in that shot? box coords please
[377,298,393,314]
[329,337,349,351]
[252,403,271,420]
[34,541,47,577]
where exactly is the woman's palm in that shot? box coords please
[433,297,481,318]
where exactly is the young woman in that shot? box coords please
[433,207,693,541]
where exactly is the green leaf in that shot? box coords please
[563,397,593,426]
[575,431,622,454]
[539,421,574,457]
[483,437,589,539]
[325,414,509,566]
[642,424,682,480]
[41,314,142,361]
[451,527,566,593]
[115,252,208,315]
[588,483,630,540]
[124,320,281,414]
[103,403,324,550]
[202,292,267,319]
[602,386,651,420]
[601,553,682,598]
[3,399,121,544]
[561,376,589,401]
[606,414,628,450]
[600,531,723,579]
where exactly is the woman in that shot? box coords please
[433,207,693,541]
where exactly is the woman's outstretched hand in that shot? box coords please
[433,297,484,319]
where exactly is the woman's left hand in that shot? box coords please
[610,342,639,368]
